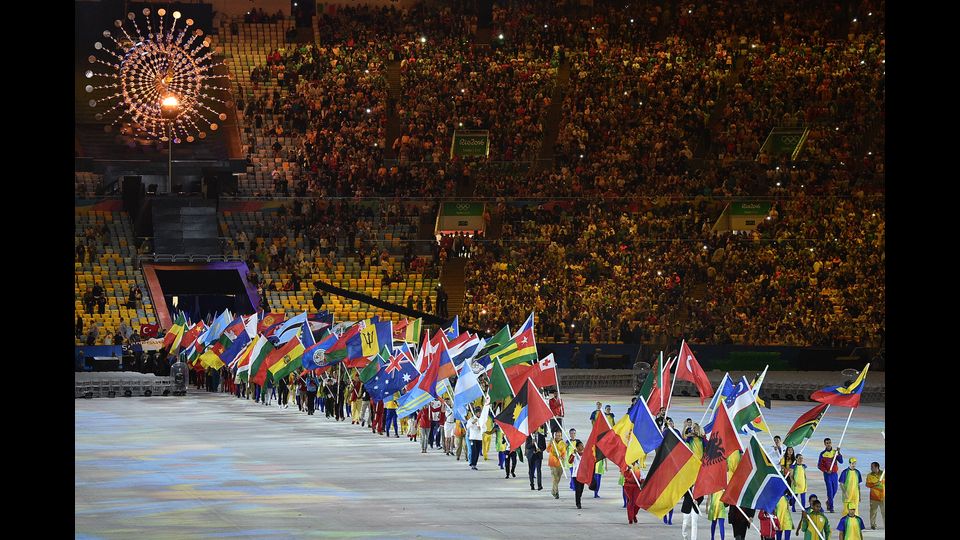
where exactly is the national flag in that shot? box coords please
[727,377,765,433]
[257,312,285,333]
[532,353,559,388]
[493,327,538,368]
[328,323,360,364]
[220,327,251,367]
[647,356,675,415]
[702,373,735,433]
[395,341,443,418]
[140,323,160,339]
[233,338,256,382]
[493,378,553,451]
[179,321,206,353]
[750,367,771,409]
[259,336,305,385]
[810,364,870,408]
[477,325,511,357]
[368,348,420,402]
[446,331,481,365]
[693,402,742,498]
[393,318,422,344]
[202,310,233,346]
[359,320,393,358]
[595,413,630,473]
[247,335,276,386]
[783,403,830,447]
[162,312,186,350]
[637,352,664,401]
[436,340,457,381]
[444,315,459,340]
[634,428,701,519]
[513,311,535,337]
[487,357,515,403]
[274,311,308,344]
[452,359,484,422]
[674,340,714,404]
[301,330,337,370]
[576,408,608,485]
[612,395,664,467]
[721,435,790,513]
[199,350,227,370]
[358,348,384,384]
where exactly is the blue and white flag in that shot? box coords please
[452,360,484,422]
[275,311,308,344]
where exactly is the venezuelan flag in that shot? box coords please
[811,364,870,408]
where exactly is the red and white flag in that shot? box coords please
[674,340,714,404]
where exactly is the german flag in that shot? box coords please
[635,428,701,518]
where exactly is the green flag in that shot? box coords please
[638,353,665,400]
[478,325,513,358]
[488,357,515,403]
[360,346,389,383]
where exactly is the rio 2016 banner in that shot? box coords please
[450,130,490,158]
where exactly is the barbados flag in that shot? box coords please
[811,364,870,408]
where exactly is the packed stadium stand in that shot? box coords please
[76,0,885,351]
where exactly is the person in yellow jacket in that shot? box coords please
[776,493,794,539]
[482,409,494,460]
[383,392,399,437]
[836,504,865,540]
[799,499,830,540]
[838,458,862,510]
[864,462,884,530]
[791,455,809,511]
[706,490,727,540]
[546,429,567,499]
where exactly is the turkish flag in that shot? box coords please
[139,323,159,338]
[674,340,714,404]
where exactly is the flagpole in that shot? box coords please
[827,407,854,473]
[797,404,830,457]
[698,379,718,426]
[753,402,779,449]
[658,351,664,412]
[663,355,679,420]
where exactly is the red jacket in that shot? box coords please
[758,511,780,536]
[549,397,564,417]
[418,408,432,428]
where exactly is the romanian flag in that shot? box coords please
[811,364,870,408]
[783,402,830,447]
[266,336,305,383]
[634,427,701,518]
[493,379,553,451]
[722,435,789,513]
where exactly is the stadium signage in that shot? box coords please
[450,130,490,158]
